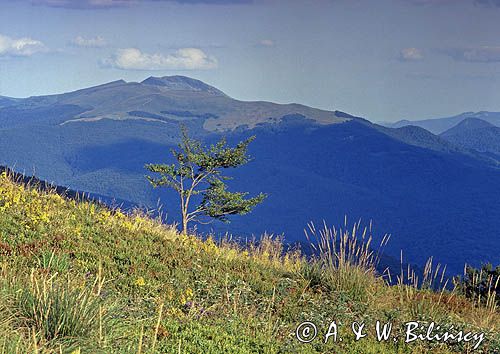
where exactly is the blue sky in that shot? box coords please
[1,0,500,121]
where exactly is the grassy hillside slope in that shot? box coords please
[0,172,498,353]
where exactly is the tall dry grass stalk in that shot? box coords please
[393,252,460,319]
[151,303,164,352]
[304,219,390,300]
[305,219,390,272]
[462,264,499,313]
[396,254,449,290]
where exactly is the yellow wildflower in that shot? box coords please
[135,277,146,287]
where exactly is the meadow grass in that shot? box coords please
[0,171,498,353]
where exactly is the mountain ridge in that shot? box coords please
[1,76,500,274]
[442,117,496,131]
[383,111,500,134]
[440,117,500,157]
[2,76,347,131]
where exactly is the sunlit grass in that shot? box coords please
[0,170,498,353]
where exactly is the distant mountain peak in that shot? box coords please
[390,119,411,125]
[141,75,227,96]
[440,117,500,158]
[452,117,495,130]
[383,111,500,134]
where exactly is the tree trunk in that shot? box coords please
[182,217,188,235]
[181,202,189,234]
[180,191,188,234]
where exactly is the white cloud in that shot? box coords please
[71,36,107,48]
[259,39,275,47]
[0,34,47,57]
[399,47,423,61]
[102,47,218,70]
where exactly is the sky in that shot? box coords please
[1,0,500,122]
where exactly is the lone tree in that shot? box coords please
[145,127,266,234]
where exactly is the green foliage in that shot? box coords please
[201,178,266,222]
[145,126,266,232]
[299,261,330,292]
[154,317,277,354]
